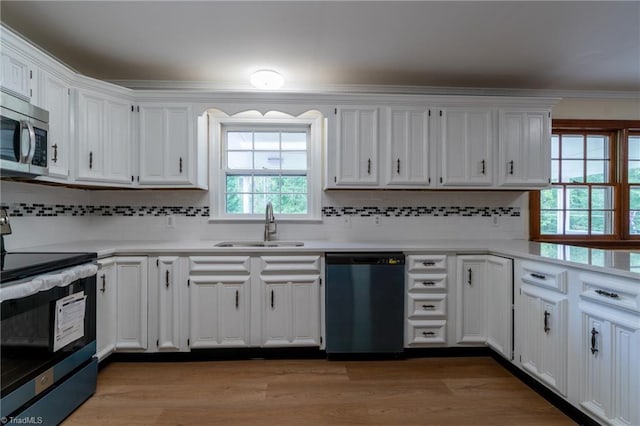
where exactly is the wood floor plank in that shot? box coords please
[63,357,576,425]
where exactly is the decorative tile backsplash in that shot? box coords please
[1,202,519,218]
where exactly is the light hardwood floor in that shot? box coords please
[64,357,575,425]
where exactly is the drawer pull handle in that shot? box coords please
[531,273,546,280]
[590,328,599,355]
[543,310,550,333]
[422,304,436,309]
[595,289,620,299]
[422,331,436,336]
[422,281,436,286]
[422,261,436,266]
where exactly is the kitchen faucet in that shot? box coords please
[264,202,277,241]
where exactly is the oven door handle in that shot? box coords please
[0,263,98,303]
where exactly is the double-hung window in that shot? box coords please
[224,126,310,216]
[210,111,323,221]
[531,120,640,244]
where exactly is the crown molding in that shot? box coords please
[108,80,640,100]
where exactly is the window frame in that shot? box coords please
[530,119,640,246]
[208,111,324,222]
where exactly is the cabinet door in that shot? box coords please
[456,256,486,344]
[115,257,148,351]
[0,50,33,99]
[333,107,378,186]
[104,99,133,183]
[608,321,640,425]
[77,91,105,180]
[387,107,430,186]
[290,277,321,346]
[439,108,493,186]
[499,110,550,187]
[139,105,193,185]
[189,275,251,348]
[96,258,116,361]
[38,71,70,178]
[262,281,291,346]
[485,256,513,359]
[157,257,182,351]
[519,284,567,395]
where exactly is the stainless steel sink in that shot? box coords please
[214,241,304,248]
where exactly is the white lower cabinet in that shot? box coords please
[405,254,448,347]
[456,255,487,344]
[96,258,116,361]
[114,256,148,351]
[150,256,188,352]
[187,255,322,349]
[515,261,568,396]
[577,274,640,426]
[485,256,513,359]
[188,256,251,348]
[260,255,322,347]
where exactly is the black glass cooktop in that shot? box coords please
[0,252,97,283]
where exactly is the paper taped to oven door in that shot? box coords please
[53,291,86,352]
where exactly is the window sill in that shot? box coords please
[208,217,323,224]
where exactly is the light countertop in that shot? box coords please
[14,239,640,280]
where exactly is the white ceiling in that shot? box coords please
[1,1,639,94]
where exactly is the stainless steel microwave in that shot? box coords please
[0,91,49,178]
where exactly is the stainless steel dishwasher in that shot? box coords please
[325,253,405,355]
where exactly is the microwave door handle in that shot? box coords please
[20,120,36,164]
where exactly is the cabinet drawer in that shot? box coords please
[407,255,447,272]
[407,320,447,345]
[260,255,321,274]
[189,256,251,274]
[407,294,447,318]
[407,273,447,291]
[520,261,568,293]
[579,272,640,313]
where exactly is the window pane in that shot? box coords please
[551,160,560,183]
[586,160,608,183]
[281,194,308,214]
[254,151,282,170]
[226,193,252,214]
[254,132,279,150]
[540,187,563,209]
[253,194,281,214]
[630,211,640,235]
[630,187,640,210]
[591,186,613,210]
[551,135,559,158]
[281,152,307,170]
[540,211,561,234]
[228,151,253,169]
[281,176,307,193]
[561,160,583,183]
[586,136,607,159]
[227,132,252,150]
[629,136,640,160]
[629,160,640,184]
[591,211,613,235]
[282,132,307,150]
[562,135,584,159]
[566,210,588,234]
[254,176,281,193]
[567,187,588,209]
[226,175,252,193]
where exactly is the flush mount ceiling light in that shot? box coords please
[249,69,284,90]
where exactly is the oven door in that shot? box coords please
[0,268,96,416]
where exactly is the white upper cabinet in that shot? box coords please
[498,109,551,187]
[0,47,34,100]
[385,107,431,186]
[437,107,494,187]
[76,89,133,184]
[138,104,194,186]
[329,106,379,187]
[34,70,70,178]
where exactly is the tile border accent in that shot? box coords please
[1,203,519,218]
